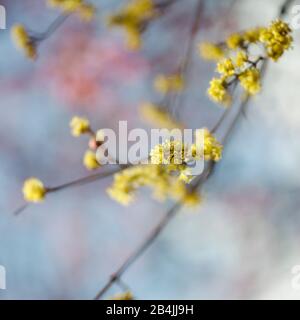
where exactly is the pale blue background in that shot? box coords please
[1,0,300,299]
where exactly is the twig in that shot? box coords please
[47,167,123,193]
[170,0,204,117]
[13,167,123,216]
[94,202,182,300]
[34,13,70,42]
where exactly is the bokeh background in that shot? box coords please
[1,0,300,299]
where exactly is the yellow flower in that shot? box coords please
[226,33,243,49]
[126,0,154,18]
[83,150,100,170]
[11,24,37,59]
[150,140,198,185]
[238,68,261,95]
[179,169,194,184]
[108,164,194,206]
[154,74,185,94]
[207,78,231,106]
[140,102,183,129]
[244,27,262,43]
[78,4,96,21]
[107,166,146,206]
[182,191,202,208]
[259,20,292,61]
[216,58,235,77]
[48,0,82,11]
[199,42,225,61]
[107,0,156,50]
[47,0,96,21]
[150,140,190,166]
[235,51,248,68]
[125,25,142,50]
[194,128,223,162]
[70,116,90,137]
[23,178,46,203]
[110,291,134,300]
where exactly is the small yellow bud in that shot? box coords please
[238,68,261,95]
[83,150,100,170]
[207,78,231,106]
[48,0,96,21]
[23,178,46,203]
[78,4,96,22]
[11,24,37,59]
[216,58,235,77]
[226,33,243,49]
[235,51,248,68]
[199,42,225,61]
[154,74,185,94]
[70,116,90,137]
[183,192,202,208]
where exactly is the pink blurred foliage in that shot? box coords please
[39,26,150,109]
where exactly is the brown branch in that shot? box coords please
[34,13,70,42]
[169,0,204,117]
[13,166,123,216]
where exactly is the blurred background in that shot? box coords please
[1,0,300,299]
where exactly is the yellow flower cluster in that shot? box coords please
[238,68,261,95]
[207,78,231,106]
[150,140,194,183]
[107,0,156,50]
[204,20,292,106]
[70,116,90,137]
[107,164,200,207]
[259,20,293,61]
[194,129,223,162]
[11,24,37,59]
[108,130,221,206]
[154,74,185,94]
[140,102,183,129]
[216,58,235,77]
[150,140,189,165]
[235,51,248,68]
[47,0,96,21]
[23,178,46,203]
[208,55,262,105]
[199,28,263,62]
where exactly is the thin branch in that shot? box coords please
[34,13,70,42]
[47,167,123,193]
[169,0,204,117]
[13,166,123,216]
[94,202,182,300]
[13,203,29,216]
